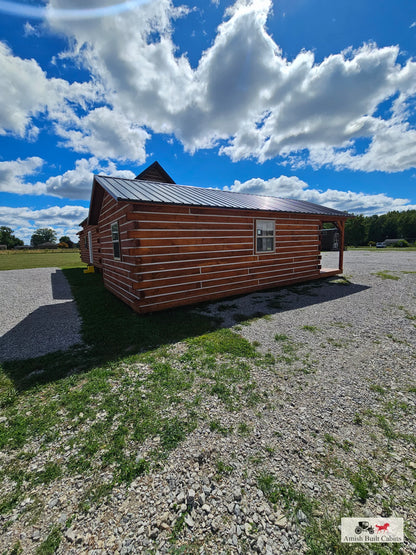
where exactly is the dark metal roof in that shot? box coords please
[94,175,349,217]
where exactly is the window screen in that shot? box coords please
[256,220,275,253]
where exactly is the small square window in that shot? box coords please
[256,219,275,253]
[111,222,121,260]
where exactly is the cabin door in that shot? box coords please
[88,231,93,264]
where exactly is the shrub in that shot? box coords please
[368,241,376,247]
[393,240,409,248]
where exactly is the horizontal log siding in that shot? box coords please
[79,224,102,267]
[96,193,141,309]
[125,204,325,312]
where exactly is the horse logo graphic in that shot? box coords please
[375,522,390,533]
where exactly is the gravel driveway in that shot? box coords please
[0,267,81,361]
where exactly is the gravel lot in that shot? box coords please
[0,250,415,554]
[0,267,81,361]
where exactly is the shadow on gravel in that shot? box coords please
[196,276,371,325]
[0,302,81,363]
[0,271,369,393]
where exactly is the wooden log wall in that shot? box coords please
[79,224,101,268]
[123,203,328,313]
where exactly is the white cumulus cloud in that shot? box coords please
[228,176,416,215]
[42,0,416,173]
[0,156,135,199]
[0,205,89,244]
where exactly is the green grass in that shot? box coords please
[302,325,320,332]
[372,270,400,280]
[0,249,84,271]
[35,526,62,555]
[0,262,264,517]
[348,246,416,251]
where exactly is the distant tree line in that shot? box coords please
[0,226,23,249]
[0,226,78,249]
[345,210,416,246]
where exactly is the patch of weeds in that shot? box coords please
[252,340,261,348]
[8,542,23,555]
[257,473,372,553]
[353,413,363,426]
[299,357,316,374]
[331,321,352,328]
[161,417,196,451]
[328,276,351,286]
[216,459,234,477]
[0,474,23,515]
[302,325,320,332]
[210,381,231,403]
[171,511,187,541]
[348,462,381,503]
[35,525,62,555]
[373,271,400,281]
[274,333,289,342]
[264,445,275,456]
[324,433,353,453]
[376,414,397,439]
[187,328,257,358]
[79,481,114,512]
[257,473,316,515]
[386,333,406,344]
[116,457,149,484]
[33,462,62,485]
[209,420,232,436]
[326,337,344,348]
[237,422,251,436]
[248,454,264,465]
[246,390,263,407]
[369,384,386,395]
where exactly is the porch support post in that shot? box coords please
[337,220,345,272]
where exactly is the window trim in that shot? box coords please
[111,221,121,261]
[87,230,93,264]
[255,219,275,254]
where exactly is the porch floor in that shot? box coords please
[320,268,341,277]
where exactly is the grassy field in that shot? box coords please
[0,249,84,271]
[347,246,416,251]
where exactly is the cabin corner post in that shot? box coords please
[337,220,345,272]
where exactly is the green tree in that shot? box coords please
[345,215,367,246]
[59,236,74,248]
[31,228,57,247]
[0,226,23,249]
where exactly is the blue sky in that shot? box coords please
[0,0,415,243]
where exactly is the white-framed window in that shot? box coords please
[111,222,121,260]
[256,219,275,253]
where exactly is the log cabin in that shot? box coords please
[79,161,350,313]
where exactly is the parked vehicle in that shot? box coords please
[376,242,386,248]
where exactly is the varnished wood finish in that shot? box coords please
[79,188,348,313]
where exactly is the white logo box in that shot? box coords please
[341,518,404,543]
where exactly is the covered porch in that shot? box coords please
[318,219,346,277]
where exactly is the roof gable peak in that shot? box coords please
[135,161,175,184]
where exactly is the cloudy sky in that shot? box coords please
[1,0,416,243]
